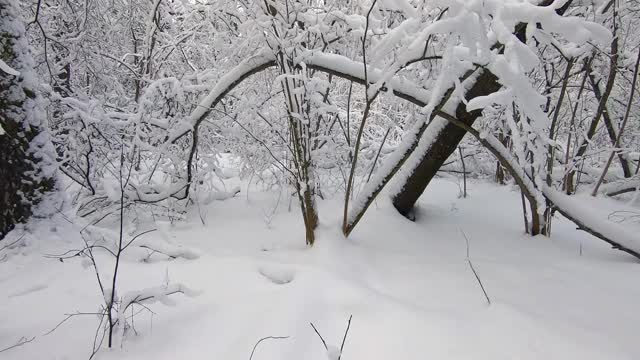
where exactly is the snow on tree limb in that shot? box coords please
[0,59,19,76]
[597,177,640,197]
[542,185,640,259]
[167,51,278,144]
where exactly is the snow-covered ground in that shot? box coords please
[2,175,640,360]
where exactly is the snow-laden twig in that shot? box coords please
[137,242,200,261]
[0,58,20,76]
[117,283,200,323]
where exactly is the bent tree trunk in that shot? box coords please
[0,1,54,239]
[391,0,570,224]
[391,70,501,219]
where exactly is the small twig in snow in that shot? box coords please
[338,315,353,360]
[310,322,328,351]
[459,227,491,305]
[0,336,36,353]
[249,336,289,360]
[0,234,26,253]
[44,312,105,336]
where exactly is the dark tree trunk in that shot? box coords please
[587,70,632,178]
[392,70,501,218]
[0,1,54,240]
[391,0,572,219]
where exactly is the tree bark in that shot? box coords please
[0,0,54,239]
[391,70,501,218]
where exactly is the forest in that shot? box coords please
[1,0,639,359]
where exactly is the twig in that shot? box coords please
[138,245,177,260]
[458,146,467,198]
[0,234,26,253]
[459,228,491,305]
[248,336,289,360]
[0,336,36,353]
[338,315,353,360]
[310,322,328,351]
[44,312,104,336]
[121,228,157,251]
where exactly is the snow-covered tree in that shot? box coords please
[0,0,54,239]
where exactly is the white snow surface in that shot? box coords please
[1,176,640,360]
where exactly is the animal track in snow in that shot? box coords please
[258,266,295,285]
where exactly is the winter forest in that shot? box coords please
[1,0,640,358]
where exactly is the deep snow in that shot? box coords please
[1,176,640,360]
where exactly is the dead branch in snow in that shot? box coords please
[248,336,290,360]
[459,228,491,305]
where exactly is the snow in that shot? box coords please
[0,59,20,76]
[2,176,640,360]
[378,0,416,16]
[2,2,637,358]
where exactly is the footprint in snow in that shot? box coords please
[258,266,295,285]
[8,284,48,298]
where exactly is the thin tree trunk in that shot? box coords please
[563,57,592,194]
[543,58,574,236]
[458,147,467,198]
[592,46,640,195]
[587,70,631,177]
[566,7,620,189]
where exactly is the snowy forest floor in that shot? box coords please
[2,170,640,359]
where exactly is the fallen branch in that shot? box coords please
[598,177,640,197]
[543,185,640,260]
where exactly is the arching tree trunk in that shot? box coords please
[390,0,571,223]
[0,0,54,239]
[391,70,501,219]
